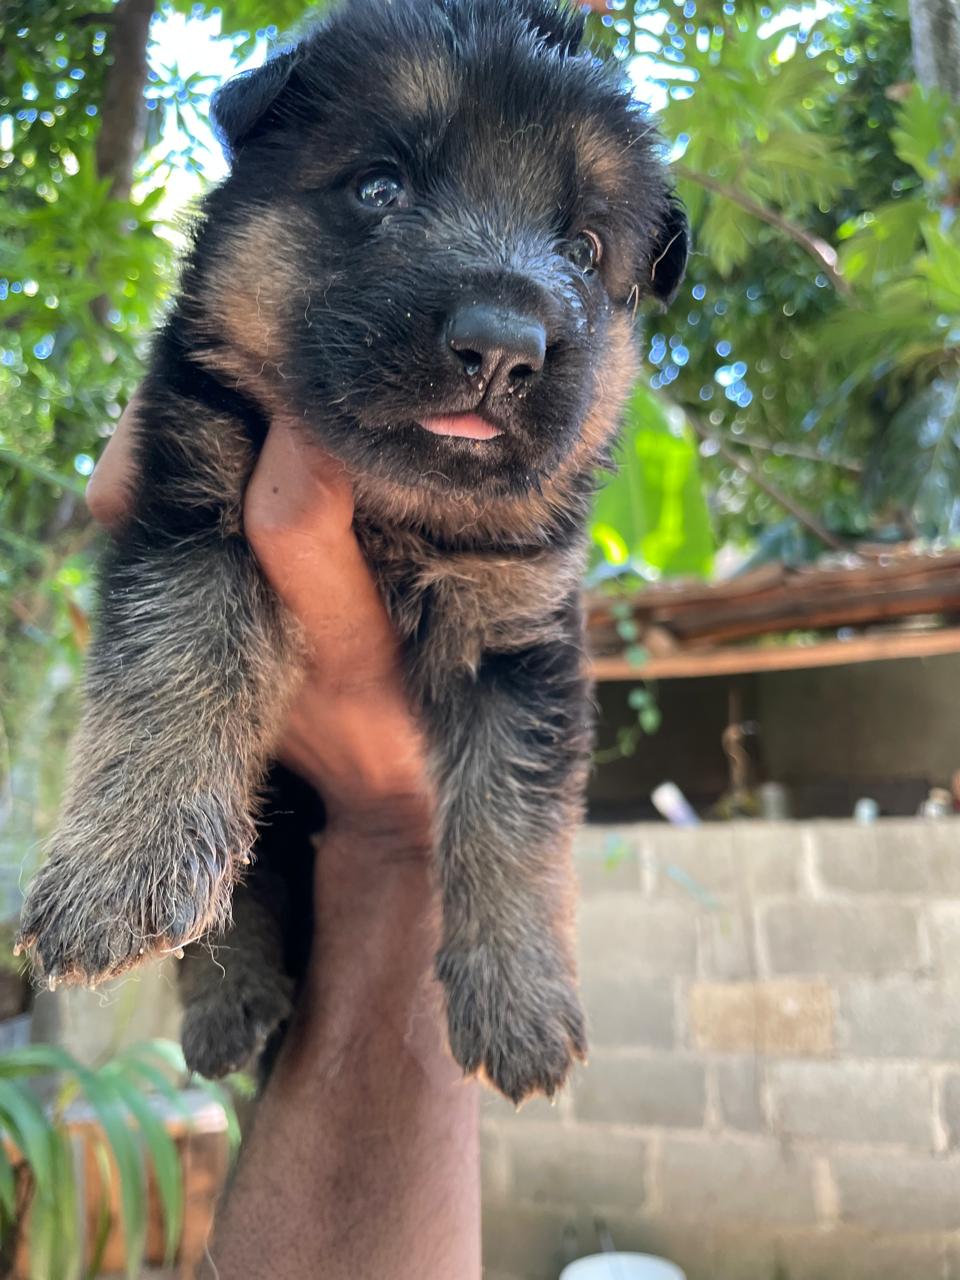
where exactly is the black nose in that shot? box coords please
[445,305,547,397]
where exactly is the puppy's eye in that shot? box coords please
[357,171,406,209]
[563,230,603,274]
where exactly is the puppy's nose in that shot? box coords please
[446,305,547,397]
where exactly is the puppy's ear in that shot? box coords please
[211,48,301,161]
[649,196,690,308]
[519,0,585,55]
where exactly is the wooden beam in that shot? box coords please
[590,627,960,681]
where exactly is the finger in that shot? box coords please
[244,416,402,694]
[86,388,143,528]
[244,418,430,811]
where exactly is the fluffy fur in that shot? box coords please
[18,0,687,1102]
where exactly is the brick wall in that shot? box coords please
[482,819,960,1280]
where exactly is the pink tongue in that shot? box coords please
[419,414,502,440]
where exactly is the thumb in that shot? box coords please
[243,416,401,693]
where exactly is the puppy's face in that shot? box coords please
[198,0,687,510]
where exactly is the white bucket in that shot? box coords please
[560,1254,687,1280]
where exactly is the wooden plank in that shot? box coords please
[652,584,960,645]
[586,553,960,620]
[590,626,960,681]
[588,566,960,648]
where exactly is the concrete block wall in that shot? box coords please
[481,819,960,1280]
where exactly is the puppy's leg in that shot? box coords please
[17,374,299,984]
[431,628,590,1105]
[179,764,321,1080]
[179,874,294,1079]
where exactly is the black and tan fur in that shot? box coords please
[18,0,687,1102]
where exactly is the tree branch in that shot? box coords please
[73,12,117,28]
[725,434,863,474]
[675,164,852,297]
[689,413,856,553]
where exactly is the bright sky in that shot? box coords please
[145,10,266,210]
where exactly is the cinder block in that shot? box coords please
[768,1060,933,1147]
[699,909,757,982]
[600,1217,784,1280]
[715,1057,766,1133]
[657,1135,819,1226]
[785,1227,949,1280]
[925,904,960,983]
[688,980,833,1055]
[837,977,958,1059]
[481,1124,510,1203]
[575,826,644,895]
[833,1152,960,1231]
[571,1052,706,1128]
[579,971,675,1049]
[503,1124,645,1210]
[730,823,807,895]
[940,1071,960,1149]
[578,897,698,977]
[646,824,804,900]
[814,819,960,894]
[646,826,738,899]
[481,1204,569,1280]
[762,900,920,975]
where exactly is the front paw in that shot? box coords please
[16,797,246,986]
[437,940,586,1105]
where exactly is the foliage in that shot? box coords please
[589,381,714,579]
[585,0,960,556]
[0,1038,239,1280]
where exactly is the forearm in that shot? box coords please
[206,822,481,1280]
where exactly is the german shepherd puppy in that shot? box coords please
[18,0,687,1102]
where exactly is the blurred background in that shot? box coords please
[3,0,960,1277]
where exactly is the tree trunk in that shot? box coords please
[90,0,155,325]
[94,0,156,198]
[909,0,960,102]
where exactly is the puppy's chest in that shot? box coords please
[355,522,583,683]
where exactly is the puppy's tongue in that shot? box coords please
[418,414,502,441]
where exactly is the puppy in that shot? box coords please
[18,0,687,1102]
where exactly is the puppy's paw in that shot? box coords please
[181,964,294,1079]
[437,941,586,1105]
[16,797,245,987]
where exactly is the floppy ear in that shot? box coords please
[650,196,690,307]
[518,0,585,55]
[211,47,301,161]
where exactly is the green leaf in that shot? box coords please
[0,1043,88,1080]
[101,1066,184,1263]
[46,1128,80,1280]
[892,85,956,183]
[69,1072,148,1278]
[83,1140,116,1280]
[696,192,755,276]
[0,1078,55,1196]
[591,382,714,579]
